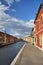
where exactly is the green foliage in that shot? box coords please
[32,43,34,45]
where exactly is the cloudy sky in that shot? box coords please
[0,0,43,38]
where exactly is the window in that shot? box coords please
[0,33,2,36]
[37,19,40,28]
[41,13,43,24]
[0,38,2,41]
[39,34,42,46]
[42,17,43,24]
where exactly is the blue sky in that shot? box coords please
[0,0,43,38]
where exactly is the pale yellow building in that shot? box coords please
[31,28,36,45]
[23,36,33,43]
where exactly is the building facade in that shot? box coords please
[0,31,6,44]
[0,31,18,44]
[31,28,36,45]
[23,36,33,43]
[35,4,43,50]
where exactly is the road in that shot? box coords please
[18,43,43,65]
[0,41,25,65]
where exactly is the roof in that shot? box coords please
[0,31,17,38]
[34,3,43,23]
[0,31,5,34]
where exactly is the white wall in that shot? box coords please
[42,34,43,48]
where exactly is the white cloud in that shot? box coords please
[25,20,35,28]
[0,4,9,11]
[0,2,1,5]
[5,0,14,6]
[15,0,21,2]
[0,24,5,32]
[0,2,10,31]
[0,2,10,21]
[4,0,21,5]
[3,18,34,38]
[0,25,4,28]
[0,2,35,38]
[12,9,16,12]
[13,32,20,36]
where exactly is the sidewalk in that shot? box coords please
[17,43,43,65]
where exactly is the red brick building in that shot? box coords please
[34,3,43,50]
[0,31,18,44]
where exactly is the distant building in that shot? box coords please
[23,36,32,43]
[0,31,18,44]
[0,31,6,44]
[34,3,43,51]
[31,28,36,45]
